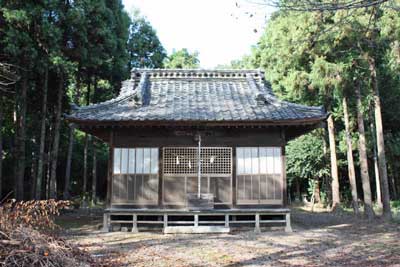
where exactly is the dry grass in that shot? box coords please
[0,200,95,267]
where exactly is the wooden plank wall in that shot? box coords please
[106,127,287,208]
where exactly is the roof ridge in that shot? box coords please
[245,73,283,107]
[131,68,265,80]
[69,78,141,113]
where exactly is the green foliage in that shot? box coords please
[0,0,166,200]
[248,6,400,202]
[127,10,166,69]
[286,132,330,182]
[164,48,200,69]
[215,55,253,69]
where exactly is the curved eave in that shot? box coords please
[65,115,328,128]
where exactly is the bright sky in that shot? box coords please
[122,0,275,68]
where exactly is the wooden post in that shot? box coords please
[102,213,110,232]
[158,147,163,207]
[132,214,138,233]
[194,214,199,227]
[106,131,114,209]
[225,214,229,228]
[285,213,293,233]
[254,213,261,233]
[232,146,237,207]
[281,145,287,207]
[163,214,168,229]
[197,134,201,198]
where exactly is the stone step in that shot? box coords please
[163,226,230,234]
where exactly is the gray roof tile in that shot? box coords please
[66,69,327,124]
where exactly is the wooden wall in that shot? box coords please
[100,126,288,209]
[113,127,284,147]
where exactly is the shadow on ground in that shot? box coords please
[59,207,400,267]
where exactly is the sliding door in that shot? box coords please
[112,147,159,205]
[162,147,232,206]
[236,147,283,205]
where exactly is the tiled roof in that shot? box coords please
[66,69,327,125]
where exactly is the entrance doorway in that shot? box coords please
[162,147,232,206]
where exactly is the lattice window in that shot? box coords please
[163,147,232,175]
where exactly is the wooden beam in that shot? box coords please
[67,117,326,128]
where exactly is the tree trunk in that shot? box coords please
[63,125,75,199]
[327,115,340,210]
[30,148,37,199]
[83,79,91,196]
[295,177,301,202]
[91,139,97,205]
[35,67,48,199]
[369,109,382,207]
[15,75,28,200]
[64,74,81,200]
[355,83,375,219]
[322,132,331,205]
[342,96,359,214]
[388,166,398,199]
[0,98,3,198]
[314,179,321,203]
[368,56,391,219]
[46,149,51,199]
[49,73,64,199]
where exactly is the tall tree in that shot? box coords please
[0,4,33,199]
[49,70,64,199]
[368,55,391,219]
[35,66,48,199]
[327,114,340,209]
[355,81,375,219]
[63,124,74,199]
[342,95,359,214]
[127,10,166,69]
[164,48,200,69]
[369,109,382,207]
[15,73,28,200]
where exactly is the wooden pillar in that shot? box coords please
[281,146,287,207]
[102,213,110,232]
[158,147,163,208]
[163,214,168,228]
[232,146,237,207]
[131,214,138,233]
[225,214,229,228]
[106,131,114,209]
[285,213,293,233]
[254,213,261,233]
[280,129,288,206]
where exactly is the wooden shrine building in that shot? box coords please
[66,69,327,233]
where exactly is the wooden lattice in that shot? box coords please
[163,147,232,175]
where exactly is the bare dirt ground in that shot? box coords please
[58,207,400,267]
